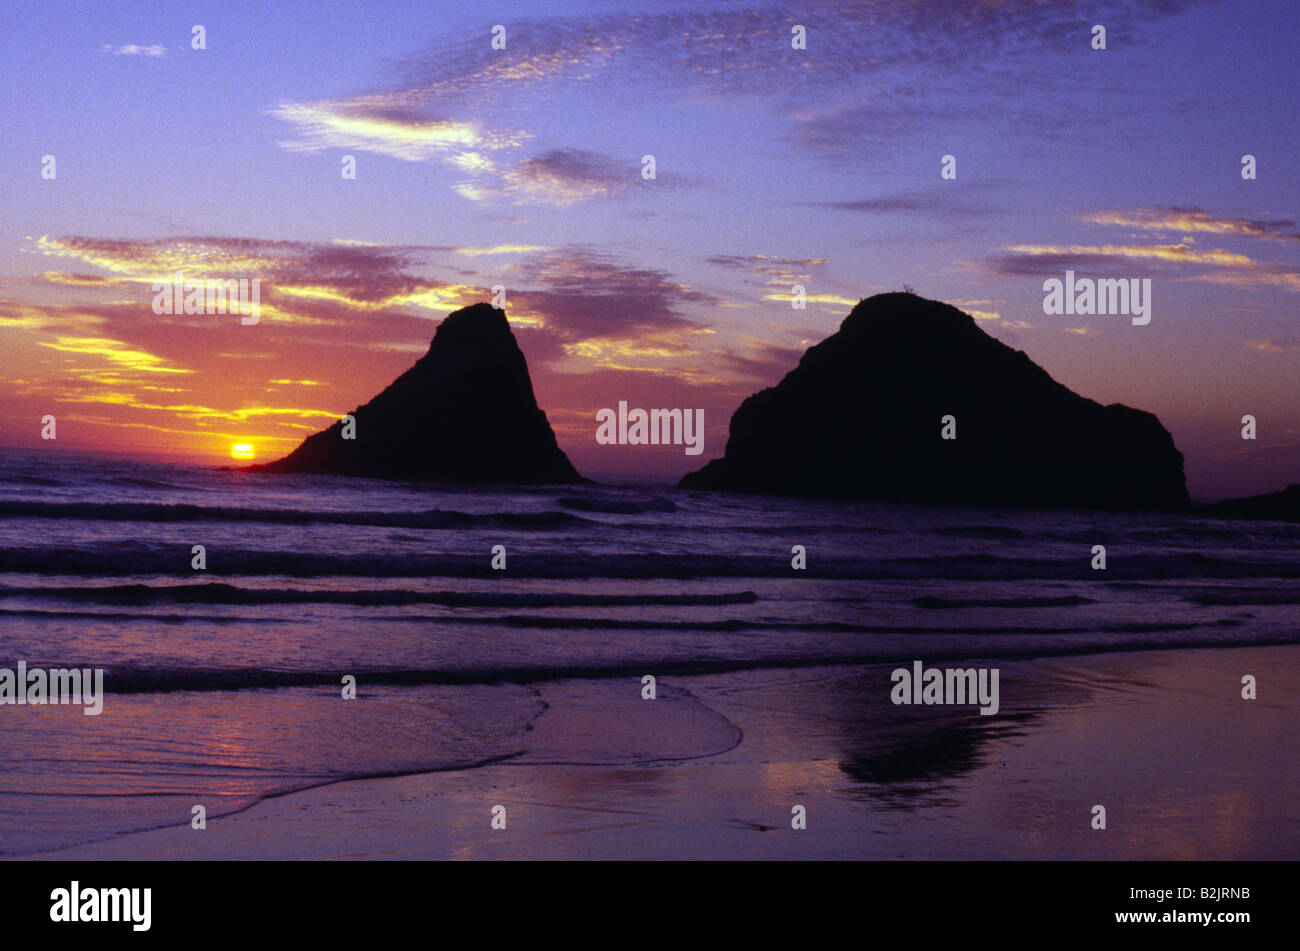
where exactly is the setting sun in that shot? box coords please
[231,443,255,460]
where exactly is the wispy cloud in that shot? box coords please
[36,336,192,374]
[706,253,857,309]
[273,96,659,206]
[30,235,482,316]
[270,100,522,162]
[707,254,827,272]
[388,1,1209,106]
[21,236,733,373]
[950,299,1002,322]
[1002,244,1256,268]
[809,186,1004,220]
[268,0,1213,198]
[989,240,1300,292]
[456,148,634,206]
[707,252,823,288]
[716,339,809,384]
[509,247,720,363]
[101,43,166,57]
[1081,207,1300,243]
[454,244,548,257]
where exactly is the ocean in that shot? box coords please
[0,450,1296,856]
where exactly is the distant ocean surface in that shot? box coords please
[0,451,1296,855]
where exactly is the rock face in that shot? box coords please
[254,303,581,484]
[680,293,1189,509]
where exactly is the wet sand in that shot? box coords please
[29,646,1299,860]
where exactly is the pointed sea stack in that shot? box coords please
[681,293,1189,509]
[253,303,581,484]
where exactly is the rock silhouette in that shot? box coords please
[1201,484,1300,522]
[680,292,1189,509]
[253,302,581,484]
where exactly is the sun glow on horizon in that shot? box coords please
[231,443,255,460]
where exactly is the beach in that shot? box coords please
[30,645,1299,861]
[2,453,1297,860]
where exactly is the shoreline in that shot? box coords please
[21,643,1299,861]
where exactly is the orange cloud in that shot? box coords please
[1081,208,1300,243]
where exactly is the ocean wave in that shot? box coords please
[0,582,759,608]
[0,547,1294,580]
[102,476,183,490]
[912,595,1095,609]
[924,525,1027,540]
[54,628,1300,694]
[0,500,592,530]
[0,601,1247,637]
[0,475,66,488]
[554,495,678,514]
[1188,589,1300,606]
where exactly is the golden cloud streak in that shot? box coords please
[1081,209,1298,242]
[57,392,343,425]
[37,336,192,374]
[761,292,859,307]
[269,100,524,163]
[454,244,548,256]
[35,236,278,278]
[1004,243,1255,266]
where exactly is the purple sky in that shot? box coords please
[1,0,1296,499]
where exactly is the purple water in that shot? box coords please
[0,451,1295,854]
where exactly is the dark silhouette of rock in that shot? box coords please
[1200,484,1300,522]
[680,292,1189,509]
[253,303,581,484]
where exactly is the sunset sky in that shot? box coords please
[1,0,1295,499]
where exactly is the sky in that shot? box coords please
[0,0,1295,499]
